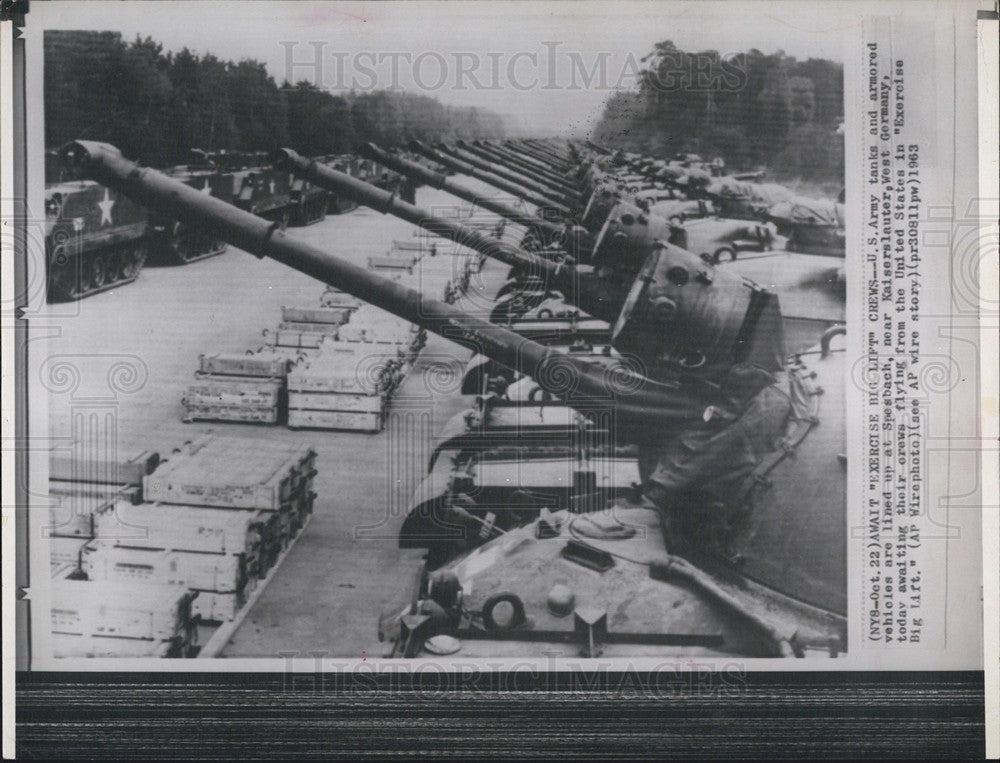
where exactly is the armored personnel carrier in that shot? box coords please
[148,156,235,264]
[44,180,148,301]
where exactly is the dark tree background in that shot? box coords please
[45,31,508,167]
[591,41,844,184]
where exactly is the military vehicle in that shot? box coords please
[45,180,148,301]
[148,157,234,264]
[287,175,329,226]
[65,139,846,660]
[319,155,361,214]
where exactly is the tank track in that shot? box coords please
[47,239,147,302]
[289,195,328,227]
[150,222,229,265]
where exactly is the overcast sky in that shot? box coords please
[31,0,852,136]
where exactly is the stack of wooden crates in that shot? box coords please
[183,350,295,424]
[48,436,317,657]
[47,448,202,658]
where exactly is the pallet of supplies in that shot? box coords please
[81,541,253,623]
[198,350,293,378]
[286,343,396,432]
[51,578,197,657]
[320,287,362,310]
[368,253,418,272]
[143,435,316,511]
[91,501,266,577]
[182,374,285,424]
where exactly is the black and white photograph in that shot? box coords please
[2,0,994,756]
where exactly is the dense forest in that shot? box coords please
[45,31,508,168]
[591,41,844,185]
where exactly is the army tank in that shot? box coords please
[44,179,148,301]
[63,139,846,661]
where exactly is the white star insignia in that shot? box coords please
[97,188,115,226]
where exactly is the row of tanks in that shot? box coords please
[62,130,847,660]
[43,148,414,301]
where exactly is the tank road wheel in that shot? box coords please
[121,242,145,280]
[48,245,79,300]
[105,251,123,283]
[90,255,108,290]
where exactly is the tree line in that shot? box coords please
[590,41,844,184]
[45,31,509,169]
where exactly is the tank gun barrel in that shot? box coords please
[510,139,572,168]
[585,139,612,156]
[273,147,620,320]
[458,140,580,198]
[356,143,569,246]
[409,140,573,218]
[438,143,579,208]
[61,140,704,433]
[476,140,570,182]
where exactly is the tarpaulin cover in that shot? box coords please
[788,197,843,227]
[639,370,796,505]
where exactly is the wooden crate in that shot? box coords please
[199,351,292,378]
[319,288,362,309]
[182,403,280,424]
[92,501,265,562]
[368,254,417,271]
[281,305,352,325]
[391,239,432,253]
[277,321,341,335]
[49,449,160,486]
[50,536,91,573]
[191,590,247,623]
[51,578,195,642]
[288,351,399,395]
[49,479,142,505]
[272,330,327,349]
[82,541,250,596]
[288,408,384,433]
[46,495,99,538]
[52,633,184,658]
[287,390,386,413]
[183,375,284,407]
[143,436,316,510]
